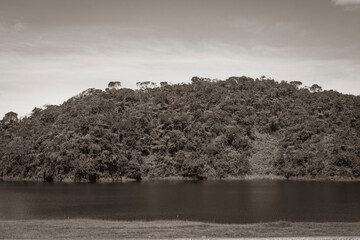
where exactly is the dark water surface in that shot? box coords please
[0,180,359,223]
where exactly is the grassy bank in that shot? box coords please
[0,219,359,239]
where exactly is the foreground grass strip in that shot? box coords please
[0,220,359,239]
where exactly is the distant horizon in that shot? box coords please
[1,0,360,118]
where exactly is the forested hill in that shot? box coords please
[1,76,360,182]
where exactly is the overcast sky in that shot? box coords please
[1,0,360,118]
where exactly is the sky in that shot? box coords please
[0,0,360,118]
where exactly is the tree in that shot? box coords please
[105,154,128,180]
[108,81,121,90]
[126,159,142,180]
[310,84,322,93]
[160,82,169,87]
[181,153,206,180]
[1,112,18,125]
[150,82,157,88]
[290,81,302,88]
[137,81,150,91]
[191,76,201,84]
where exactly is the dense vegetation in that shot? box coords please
[1,76,359,182]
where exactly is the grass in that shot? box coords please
[0,219,359,239]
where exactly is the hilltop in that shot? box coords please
[0,76,359,182]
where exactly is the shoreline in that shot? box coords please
[0,219,359,239]
[1,174,360,183]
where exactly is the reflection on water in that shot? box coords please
[0,180,359,223]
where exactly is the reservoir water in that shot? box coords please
[0,180,359,223]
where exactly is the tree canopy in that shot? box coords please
[108,81,121,90]
[1,76,359,182]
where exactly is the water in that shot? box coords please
[0,180,359,223]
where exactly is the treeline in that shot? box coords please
[0,76,359,182]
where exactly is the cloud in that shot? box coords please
[332,0,360,10]
[0,20,26,34]
[332,0,360,4]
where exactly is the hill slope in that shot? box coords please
[1,76,359,182]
